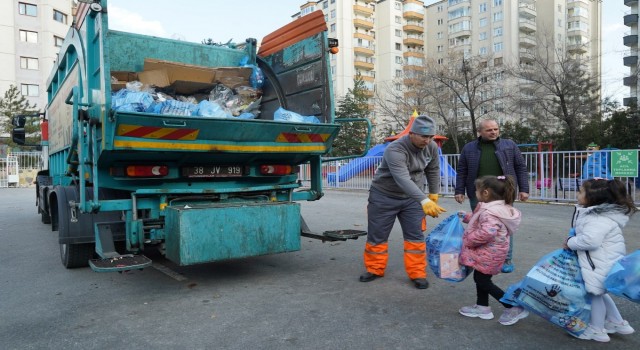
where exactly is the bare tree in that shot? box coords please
[507,34,600,150]
[425,51,509,137]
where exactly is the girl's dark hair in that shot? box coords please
[475,175,517,205]
[581,178,638,215]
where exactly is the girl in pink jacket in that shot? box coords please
[458,175,529,326]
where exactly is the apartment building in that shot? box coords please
[0,0,73,113]
[623,0,638,107]
[294,0,601,133]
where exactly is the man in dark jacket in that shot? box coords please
[454,119,529,272]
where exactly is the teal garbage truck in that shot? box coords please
[16,1,367,272]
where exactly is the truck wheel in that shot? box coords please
[60,242,94,268]
[41,210,51,224]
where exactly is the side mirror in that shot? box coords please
[11,128,25,145]
[12,115,26,128]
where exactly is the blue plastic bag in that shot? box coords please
[425,214,470,282]
[273,107,320,124]
[605,249,640,303]
[500,249,591,337]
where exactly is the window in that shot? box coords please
[493,27,502,37]
[19,30,38,43]
[479,18,487,27]
[395,56,403,64]
[21,84,39,97]
[395,69,402,77]
[437,45,444,52]
[437,58,444,64]
[479,47,487,55]
[479,32,487,40]
[395,16,401,24]
[494,57,503,66]
[395,83,402,91]
[479,3,487,13]
[493,11,502,22]
[53,10,67,24]
[437,19,443,25]
[395,43,401,50]
[395,2,401,10]
[54,36,64,47]
[558,19,562,27]
[395,29,402,37]
[330,23,336,32]
[20,57,39,70]
[330,10,335,19]
[558,5,562,12]
[330,0,335,3]
[19,2,37,16]
[324,14,328,22]
[331,66,336,75]
[437,5,444,13]
[493,42,502,52]
[493,0,502,6]
[437,32,443,39]
[323,1,328,9]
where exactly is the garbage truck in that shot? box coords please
[14,0,368,272]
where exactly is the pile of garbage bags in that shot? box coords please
[111,81,261,120]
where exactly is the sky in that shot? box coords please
[107,0,630,105]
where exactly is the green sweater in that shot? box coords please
[477,140,503,177]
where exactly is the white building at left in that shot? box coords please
[0,0,74,111]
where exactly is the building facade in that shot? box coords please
[292,0,601,136]
[623,0,638,107]
[0,0,73,113]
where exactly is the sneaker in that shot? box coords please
[501,259,514,273]
[575,325,610,342]
[459,305,494,320]
[605,320,635,335]
[499,306,529,326]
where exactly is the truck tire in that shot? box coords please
[60,242,94,268]
[41,210,52,224]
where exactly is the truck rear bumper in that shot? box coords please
[164,201,301,265]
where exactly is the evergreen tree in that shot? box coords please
[0,85,41,147]
[331,76,372,157]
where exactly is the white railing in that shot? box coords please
[300,149,640,205]
[0,151,42,188]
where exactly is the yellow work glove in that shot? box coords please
[421,197,446,218]
[428,193,439,203]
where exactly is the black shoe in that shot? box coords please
[359,272,382,282]
[413,278,429,289]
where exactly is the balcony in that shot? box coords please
[519,48,535,62]
[354,60,374,70]
[519,3,536,18]
[403,24,424,33]
[354,32,375,41]
[519,18,536,33]
[519,34,537,47]
[567,43,588,54]
[623,75,638,87]
[625,13,639,26]
[354,46,375,56]
[403,51,423,58]
[625,0,638,7]
[362,89,375,98]
[354,18,374,30]
[403,11,424,21]
[624,53,638,66]
[353,4,374,17]
[403,37,424,46]
[624,34,639,47]
[623,97,637,107]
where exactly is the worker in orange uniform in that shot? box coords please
[359,115,446,289]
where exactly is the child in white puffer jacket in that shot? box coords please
[564,178,638,343]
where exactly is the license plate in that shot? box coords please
[182,165,243,178]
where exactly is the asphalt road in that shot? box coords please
[1,188,639,350]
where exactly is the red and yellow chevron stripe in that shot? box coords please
[117,124,199,140]
[275,132,330,143]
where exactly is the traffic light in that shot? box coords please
[11,116,26,145]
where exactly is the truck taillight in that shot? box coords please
[125,165,169,177]
[260,165,296,176]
